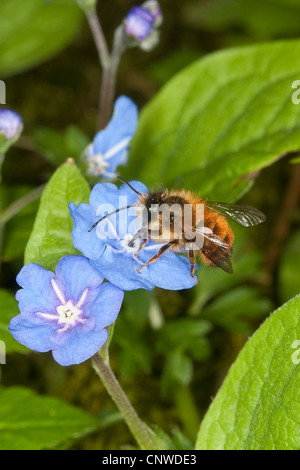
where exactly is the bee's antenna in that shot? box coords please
[117,176,143,196]
[88,204,136,232]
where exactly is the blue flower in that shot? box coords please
[84,96,138,179]
[125,1,163,51]
[9,256,124,366]
[69,181,198,291]
[0,109,23,140]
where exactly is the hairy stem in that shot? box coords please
[98,26,126,129]
[85,9,110,68]
[85,7,126,129]
[98,62,119,129]
[92,352,165,450]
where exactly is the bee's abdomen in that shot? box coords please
[200,210,234,266]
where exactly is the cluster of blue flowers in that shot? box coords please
[8,1,197,367]
[9,94,197,365]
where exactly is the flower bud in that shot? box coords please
[124,1,163,51]
[0,109,23,142]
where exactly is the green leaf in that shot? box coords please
[195,295,300,450]
[184,0,300,38]
[0,289,27,354]
[162,351,193,393]
[0,386,98,450]
[126,40,300,201]
[0,0,83,77]
[113,290,153,378]
[278,230,300,303]
[188,224,264,315]
[202,286,273,334]
[1,185,40,262]
[24,159,90,271]
[156,318,211,353]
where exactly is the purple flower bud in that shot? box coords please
[125,1,163,51]
[0,109,23,140]
[125,7,155,41]
[143,0,163,25]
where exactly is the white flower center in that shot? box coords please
[37,280,89,334]
[87,153,109,176]
[120,233,141,254]
[56,299,85,332]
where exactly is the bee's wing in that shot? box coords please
[206,201,266,227]
[199,230,233,274]
[175,220,233,274]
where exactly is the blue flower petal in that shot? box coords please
[91,243,197,291]
[70,181,148,259]
[9,315,59,352]
[52,328,108,366]
[118,180,148,202]
[89,180,147,210]
[69,202,106,259]
[104,150,128,173]
[89,182,119,210]
[146,250,198,290]
[54,255,104,304]
[93,96,138,156]
[15,263,58,315]
[91,246,154,290]
[88,282,124,329]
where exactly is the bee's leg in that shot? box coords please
[188,250,199,284]
[137,241,176,273]
[133,239,148,258]
[128,229,144,247]
[127,229,149,258]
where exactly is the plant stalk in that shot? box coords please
[85,9,110,69]
[92,352,165,450]
[0,183,45,225]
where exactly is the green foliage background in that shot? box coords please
[0,0,300,450]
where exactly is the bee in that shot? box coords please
[89,177,266,283]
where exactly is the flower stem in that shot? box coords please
[0,183,45,225]
[85,8,115,129]
[98,62,118,129]
[97,25,125,129]
[92,352,166,450]
[85,9,110,69]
